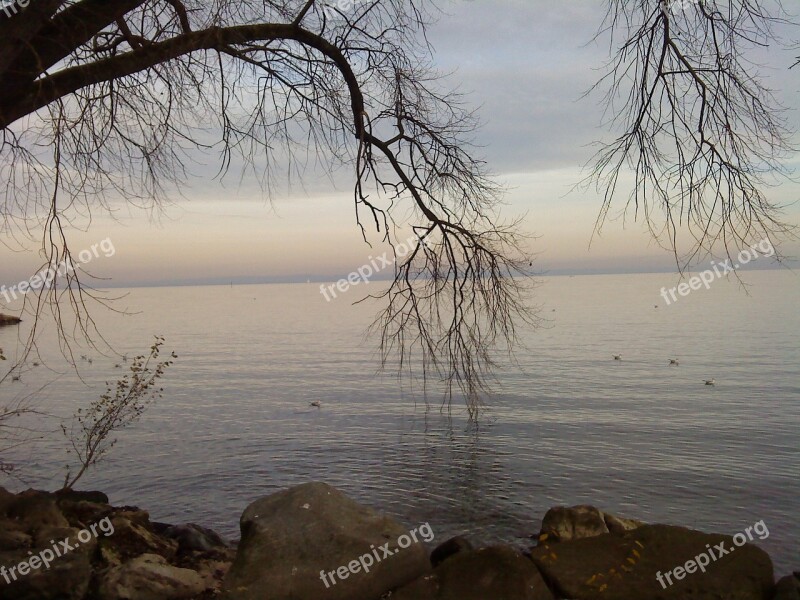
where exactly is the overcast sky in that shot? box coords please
[2,0,799,288]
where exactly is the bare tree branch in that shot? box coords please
[0,0,536,415]
[585,0,797,269]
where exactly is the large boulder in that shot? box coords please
[392,545,554,600]
[222,482,431,600]
[537,505,642,543]
[530,524,773,600]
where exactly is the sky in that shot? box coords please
[1,0,800,289]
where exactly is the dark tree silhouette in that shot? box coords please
[0,0,536,414]
[587,0,796,268]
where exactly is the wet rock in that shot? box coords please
[222,482,430,600]
[531,524,773,599]
[393,545,554,600]
[431,536,473,568]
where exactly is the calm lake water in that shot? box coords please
[1,270,798,573]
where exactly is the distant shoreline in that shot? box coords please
[0,264,789,292]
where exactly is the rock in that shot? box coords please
[55,489,110,505]
[604,512,644,535]
[0,526,94,600]
[431,536,473,568]
[222,482,431,600]
[98,553,206,600]
[0,518,32,550]
[393,545,554,600]
[0,487,16,514]
[774,575,800,600]
[538,505,609,543]
[154,524,235,594]
[190,556,235,592]
[161,523,228,553]
[59,499,113,530]
[537,505,643,544]
[100,513,178,565]
[530,524,773,599]
[6,490,69,532]
[0,488,233,599]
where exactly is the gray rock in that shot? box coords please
[222,482,430,600]
[98,553,206,600]
[530,524,773,599]
[392,545,554,600]
[430,536,473,568]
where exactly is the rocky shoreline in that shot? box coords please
[0,482,796,599]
